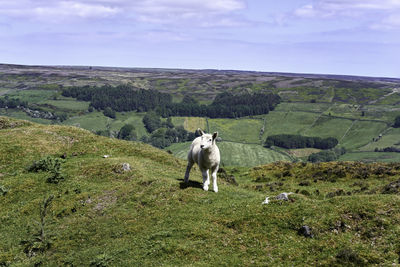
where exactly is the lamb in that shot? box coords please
[184,129,220,192]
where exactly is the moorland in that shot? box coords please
[2,64,400,265]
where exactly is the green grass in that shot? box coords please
[2,117,400,265]
[376,92,400,105]
[172,117,206,132]
[62,112,111,132]
[339,152,400,162]
[340,120,388,150]
[274,102,331,113]
[304,116,354,139]
[360,127,400,151]
[6,90,54,103]
[0,109,53,125]
[208,118,263,143]
[62,111,148,138]
[262,111,319,138]
[41,99,90,111]
[109,111,148,138]
[166,141,291,167]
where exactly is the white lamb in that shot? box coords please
[184,129,220,192]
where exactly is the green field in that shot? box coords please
[359,127,400,151]
[0,109,53,125]
[166,141,291,167]
[6,89,55,102]
[339,151,400,162]
[62,112,111,132]
[303,116,353,140]
[208,118,263,143]
[172,117,206,132]
[339,120,388,150]
[262,111,319,137]
[62,111,148,138]
[42,99,90,111]
[274,102,331,113]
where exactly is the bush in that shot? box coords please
[265,134,338,149]
[0,185,8,196]
[394,115,400,128]
[118,124,137,141]
[28,156,65,184]
[103,107,116,119]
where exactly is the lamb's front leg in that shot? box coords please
[211,165,219,193]
[202,169,210,191]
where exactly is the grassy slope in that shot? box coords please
[2,117,400,265]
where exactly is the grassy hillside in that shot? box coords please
[2,117,400,265]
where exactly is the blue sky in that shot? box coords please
[1,0,400,77]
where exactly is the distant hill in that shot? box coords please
[2,63,400,165]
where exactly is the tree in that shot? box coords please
[118,124,137,141]
[103,107,116,119]
[143,111,161,133]
[394,116,400,128]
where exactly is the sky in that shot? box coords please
[1,0,400,77]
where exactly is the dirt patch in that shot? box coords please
[93,190,118,212]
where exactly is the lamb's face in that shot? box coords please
[200,134,213,150]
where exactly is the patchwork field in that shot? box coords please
[166,141,291,167]
[1,64,400,165]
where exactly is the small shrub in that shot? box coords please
[90,253,112,267]
[336,248,365,265]
[0,185,8,196]
[21,195,54,257]
[28,156,65,184]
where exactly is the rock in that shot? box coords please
[276,192,293,201]
[122,163,131,172]
[298,225,313,238]
[262,197,270,205]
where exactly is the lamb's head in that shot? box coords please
[198,130,218,150]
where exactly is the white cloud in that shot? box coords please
[33,2,120,19]
[294,0,400,29]
[295,0,400,18]
[0,0,248,26]
[130,0,247,26]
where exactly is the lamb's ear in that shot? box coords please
[197,128,205,136]
[212,132,218,140]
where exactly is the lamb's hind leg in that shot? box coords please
[202,169,210,191]
[211,165,219,193]
[184,161,194,183]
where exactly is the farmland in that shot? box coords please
[1,64,400,165]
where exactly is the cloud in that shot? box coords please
[129,0,248,27]
[34,2,120,19]
[293,0,400,29]
[0,1,120,19]
[0,0,248,26]
[295,0,400,18]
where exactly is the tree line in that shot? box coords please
[61,85,281,118]
[140,112,196,149]
[264,134,338,149]
[0,97,27,108]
